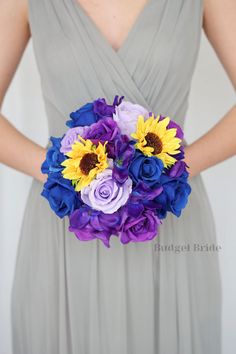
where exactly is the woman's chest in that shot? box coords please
[29,0,203,107]
[74,0,150,52]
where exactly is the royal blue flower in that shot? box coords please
[154,172,191,218]
[129,151,164,188]
[66,102,99,128]
[66,96,124,128]
[41,137,66,174]
[41,173,82,218]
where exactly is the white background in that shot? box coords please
[0,32,235,354]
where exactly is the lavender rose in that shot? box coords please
[60,126,88,153]
[119,207,161,244]
[81,169,132,214]
[113,101,149,138]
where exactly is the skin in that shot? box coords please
[0,0,235,183]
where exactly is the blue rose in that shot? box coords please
[41,173,82,218]
[66,97,124,128]
[129,151,164,187]
[66,102,99,128]
[154,173,191,218]
[41,137,66,174]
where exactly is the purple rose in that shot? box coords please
[60,126,88,153]
[84,117,120,141]
[84,117,121,157]
[119,207,161,244]
[81,169,132,214]
[69,205,121,248]
[113,101,149,138]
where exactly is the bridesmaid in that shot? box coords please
[0,1,236,354]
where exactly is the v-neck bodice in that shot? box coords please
[71,0,154,55]
[28,0,204,137]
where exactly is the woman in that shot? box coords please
[0,0,235,353]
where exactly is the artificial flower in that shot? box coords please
[129,150,164,187]
[61,136,108,191]
[112,134,136,184]
[84,117,121,158]
[93,95,124,118]
[119,207,161,244]
[154,171,191,218]
[126,181,163,217]
[60,126,88,153]
[66,96,124,128]
[41,172,82,218]
[81,169,132,214]
[165,160,189,178]
[113,100,149,138]
[131,114,182,168]
[41,137,66,174]
[69,205,121,247]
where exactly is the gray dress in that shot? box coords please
[11,0,222,353]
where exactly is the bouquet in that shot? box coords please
[41,95,191,248]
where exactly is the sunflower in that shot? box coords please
[61,136,108,191]
[131,114,181,168]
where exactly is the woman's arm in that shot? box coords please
[185,0,236,178]
[0,0,46,183]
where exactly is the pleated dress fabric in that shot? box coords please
[11,0,222,353]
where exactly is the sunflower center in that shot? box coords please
[80,153,98,175]
[145,132,163,154]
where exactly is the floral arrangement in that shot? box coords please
[41,95,191,247]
